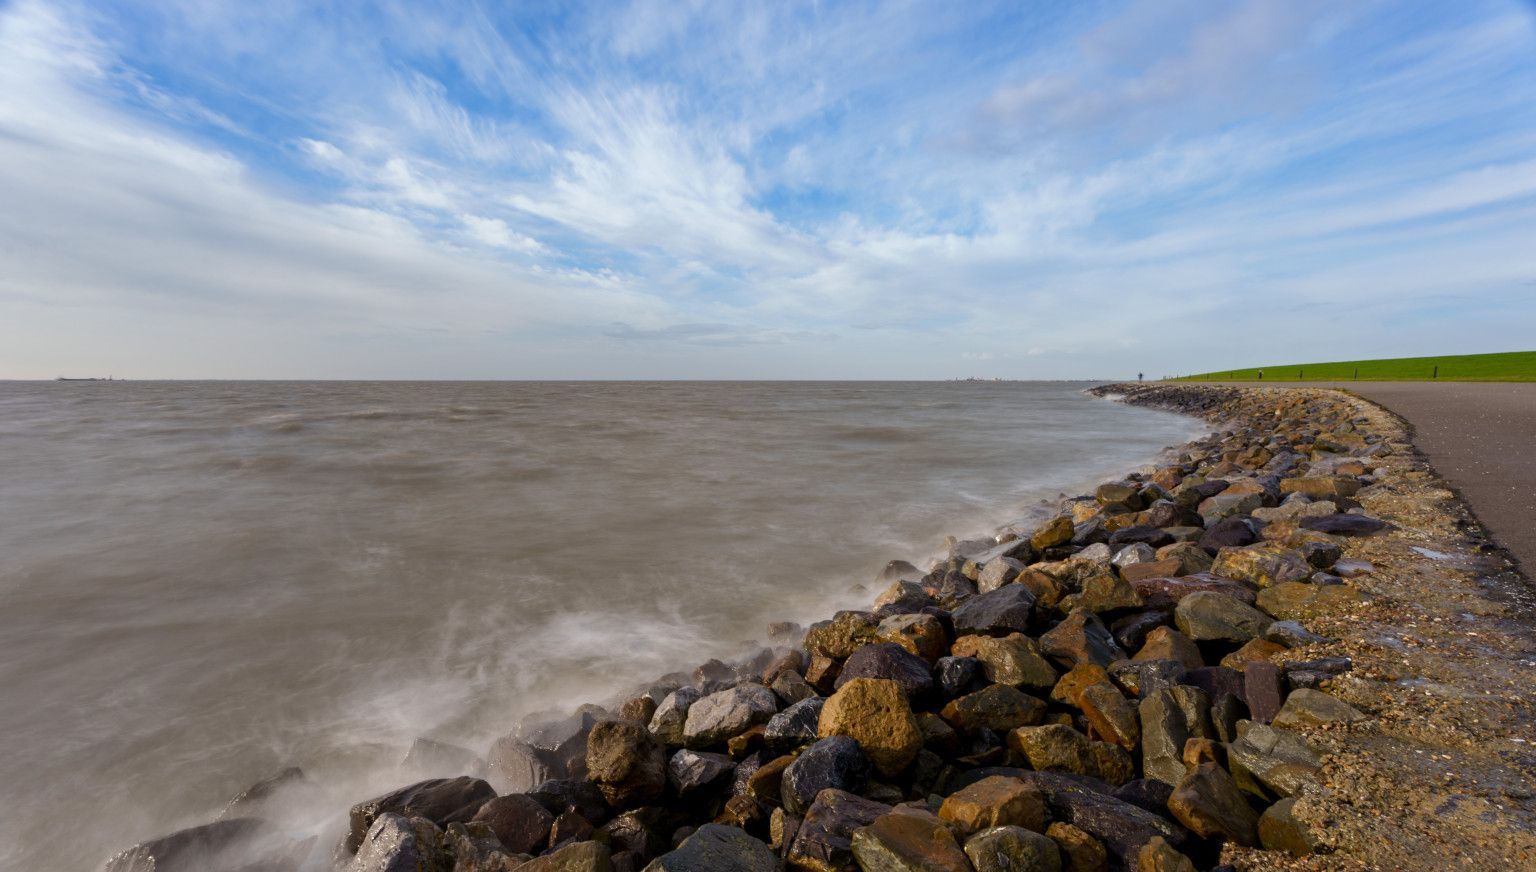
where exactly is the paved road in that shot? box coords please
[1208,381,1536,574]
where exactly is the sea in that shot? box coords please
[0,380,1201,870]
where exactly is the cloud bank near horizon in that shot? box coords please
[2,0,1534,379]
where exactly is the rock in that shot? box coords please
[1006,725,1130,784]
[1258,796,1318,856]
[834,643,934,700]
[806,655,842,694]
[1021,771,1187,867]
[488,737,556,794]
[940,775,1048,836]
[587,721,667,808]
[936,655,985,699]
[1174,592,1271,642]
[1040,609,1126,669]
[1167,762,1259,846]
[979,557,1028,593]
[619,697,659,725]
[1044,821,1106,872]
[551,811,595,848]
[1133,627,1202,670]
[1075,572,1145,612]
[1139,687,1212,786]
[953,584,1038,636]
[1264,620,1331,647]
[1107,526,1174,548]
[771,670,818,705]
[1280,475,1360,499]
[805,611,882,659]
[517,839,612,871]
[1197,490,1262,522]
[765,697,825,753]
[878,613,949,661]
[1299,513,1388,535]
[1116,559,1184,585]
[786,789,891,872]
[1299,539,1342,569]
[527,779,609,826]
[1271,688,1368,728]
[1134,836,1195,872]
[1112,779,1174,815]
[818,677,923,777]
[470,794,553,855]
[1182,737,1221,768]
[347,777,495,853]
[1032,516,1076,551]
[682,684,778,749]
[1227,724,1321,799]
[1256,582,1365,621]
[1112,543,1156,568]
[648,688,702,747]
[1130,575,1256,610]
[881,560,923,582]
[952,634,1059,689]
[597,808,667,859]
[922,570,981,609]
[1154,542,1213,576]
[1110,610,1169,652]
[1110,659,1187,699]
[964,825,1062,872]
[666,749,735,799]
[104,819,278,872]
[1015,569,1070,612]
[219,767,311,821]
[1077,683,1139,751]
[876,579,936,612]
[643,823,776,871]
[781,736,872,815]
[446,821,524,872]
[1198,517,1256,554]
[1219,638,1286,671]
[942,684,1048,733]
[522,710,602,779]
[1211,545,1312,588]
[850,812,972,871]
[402,739,486,778]
[345,814,447,872]
[1097,481,1143,507]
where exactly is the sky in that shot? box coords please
[1,0,1535,380]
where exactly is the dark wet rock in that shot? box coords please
[1271,688,1368,729]
[1198,517,1256,554]
[1264,620,1332,647]
[939,774,1048,836]
[786,789,891,872]
[963,825,1061,872]
[1005,725,1130,785]
[692,659,738,693]
[343,814,447,872]
[881,560,923,582]
[1039,609,1126,669]
[764,697,824,754]
[1109,658,1186,698]
[647,688,702,747]
[1044,822,1106,872]
[551,811,595,849]
[347,777,495,853]
[523,710,602,779]
[528,779,609,826]
[1131,574,1257,610]
[619,697,659,725]
[1258,796,1319,856]
[645,823,776,871]
[1174,591,1271,642]
[682,684,778,749]
[1243,661,1284,724]
[598,809,669,860]
[936,655,985,699]
[1210,694,1246,744]
[818,677,923,777]
[1017,771,1188,868]
[1168,762,1259,846]
[488,736,556,794]
[1074,571,1145,613]
[851,812,972,871]
[587,720,667,808]
[922,570,980,609]
[445,821,524,872]
[1299,513,1388,535]
[952,584,1037,636]
[1133,626,1202,670]
[805,611,882,659]
[1108,525,1175,548]
[1111,610,1171,652]
[1300,540,1343,569]
[875,579,937,613]
[1211,544,1312,588]
[978,556,1028,593]
[834,642,934,700]
[1227,724,1321,799]
[471,794,553,855]
[1135,836,1196,872]
[105,818,278,872]
[941,683,1047,733]
[666,749,736,799]
[1077,682,1139,751]
[770,670,817,705]
[952,633,1059,689]
[781,736,872,816]
[1139,686,1211,785]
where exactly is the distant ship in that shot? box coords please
[56,376,115,381]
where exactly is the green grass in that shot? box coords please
[1167,350,1536,382]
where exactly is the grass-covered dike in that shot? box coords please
[1167,350,1536,383]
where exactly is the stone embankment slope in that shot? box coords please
[108,383,1536,872]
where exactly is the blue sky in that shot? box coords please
[1,0,1534,378]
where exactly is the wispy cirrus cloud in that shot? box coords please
[1,0,1534,378]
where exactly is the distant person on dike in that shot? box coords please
[1138,372,1144,381]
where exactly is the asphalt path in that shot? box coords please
[1207,381,1536,575]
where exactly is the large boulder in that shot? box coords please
[1174,591,1272,642]
[963,825,1062,872]
[643,823,776,871]
[487,736,556,794]
[851,813,971,872]
[666,749,736,799]
[471,794,554,855]
[1006,725,1132,785]
[834,643,934,700]
[587,720,666,808]
[1299,513,1388,536]
[1227,724,1321,799]
[1258,796,1320,856]
[951,634,1059,689]
[939,775,1048,836]
[1271,689,1368,729]
[1279,475,1360,499]
[1139,687,1212,785]
[682,684,778,749]
[764,697,825,753]
[786,789,891,872]
[819,678,923,777]
[1039,609,1126,668]
[1077,682,1139,751]
[347,777,495,853]
[941,684,1047,733]
[952,585,1038,636]
[1019,771,1188,868]
[805,611,882,658]
[1256,582,1365,621]
[345,814,447,872]
[781,736,872,816]
[1167,762,1259,846]
[1211,544,1312,588]
[877,612,950,661]
[647,688,702,747]
[104,819,279,872]
[516,839,612,871]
